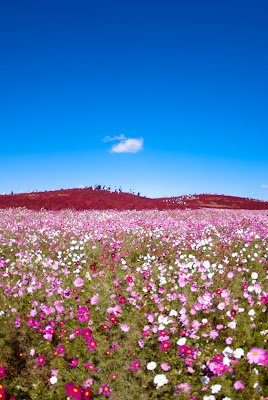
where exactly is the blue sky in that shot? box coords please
[0,0,267,199]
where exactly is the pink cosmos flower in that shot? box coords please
[178,382,191,392]
[30,348,35,356]
[120,323,130,332]
[147,314,154,323]
[234,380,245,390]
[73,277,84,287]
[90,294,99,305]
[161,362,171,371]
[218,302,226,310]
[226,337,233,345]
[209,330,219,339]
[247,347,268,364]
[83,378,93,387]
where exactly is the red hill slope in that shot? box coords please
[0,189,267,211]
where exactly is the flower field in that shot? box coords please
[0,207,268,400]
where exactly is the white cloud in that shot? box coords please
[260,184,268,188]
[111,137,144,153]
[103,134,126,142]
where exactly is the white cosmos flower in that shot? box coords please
[251,272,258,280]
[223,356,231,366]
[248,309,255,316]
[200,376,210,384]
[147,361,157,370]
[233,348,244,358]
[211,384,221,393]
[162,316,173,324]
[49,376,58,384]
[227,321,236,329]
[153,374,168,388]
[222,346,233,356]
[177,337,187,346]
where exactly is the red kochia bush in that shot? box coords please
[0,189,267,211]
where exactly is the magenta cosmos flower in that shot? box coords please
[160,341,172,351]
[84,363,98,371]
[131,359,141,371]
[98,384,112,397]
[247,347,268,364]
[108,315,118,325]
[81,328,92,339]
[73,277,84,287]
[0,367,6,378]
[0,383,5,398]
[87,339,98,351]
[36,354,46,366]
[83,387,93,399]
[69,358,78,367]
[65,382,83,399]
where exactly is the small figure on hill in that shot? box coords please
[119,186,122,193]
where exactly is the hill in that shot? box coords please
[0,189,267,211]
